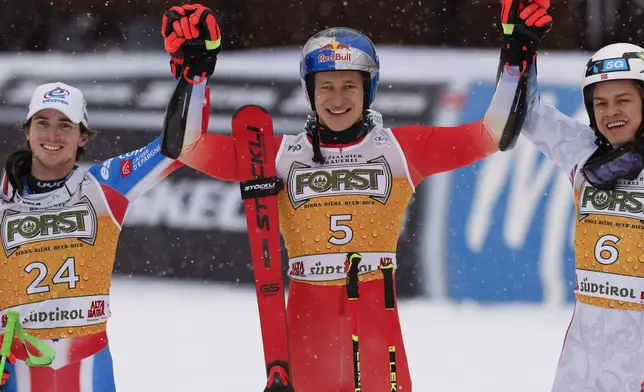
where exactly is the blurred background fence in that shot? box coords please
[1,0,642,53]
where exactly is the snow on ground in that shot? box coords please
[108,276,572,392]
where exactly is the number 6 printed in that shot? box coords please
[594,234,620,265]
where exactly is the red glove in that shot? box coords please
[500,0,552,74]
[1,352,16,386]
[161,4,222,83]
[519,0,552,30]
[501,0,552,40]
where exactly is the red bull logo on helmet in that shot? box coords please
[318,40,352,63]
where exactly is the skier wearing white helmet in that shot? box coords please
[496,1,644,389]
[581,43,644,151]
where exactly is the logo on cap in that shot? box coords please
[42,86,71,106]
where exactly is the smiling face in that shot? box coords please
[592,79,643,147]
[25,109,88,180]
[314,70,364,132]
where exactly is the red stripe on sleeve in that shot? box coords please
[180,133,283,182]
[100,184,129,226]
[392,121,497,186]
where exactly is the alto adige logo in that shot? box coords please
[287,156,392,209]
[578,185,644,220]
[1,197,98,256]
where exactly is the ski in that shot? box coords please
[232,105,294,392]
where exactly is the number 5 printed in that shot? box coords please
[329,214,353,245]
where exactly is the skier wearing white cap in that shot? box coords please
[0,4,221,390]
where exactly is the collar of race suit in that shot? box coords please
[305,109,383,147]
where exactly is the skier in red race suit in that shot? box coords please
[163,3,551,391]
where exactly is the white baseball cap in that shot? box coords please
[26,82,89,127]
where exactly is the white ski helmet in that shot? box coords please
[581,43,644,131]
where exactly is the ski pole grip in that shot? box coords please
[0,310,55,367]
[380,262,395,310]
[0,312,18,357]
[0,310,19,378]
[345,253,363,300]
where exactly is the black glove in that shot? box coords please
[161,4,222,83]
[500,0,552,74]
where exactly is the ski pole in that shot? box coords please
[0,311,18,381]
[0,310,55,378]
[345,252,363,392]
[380,260,397,392]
